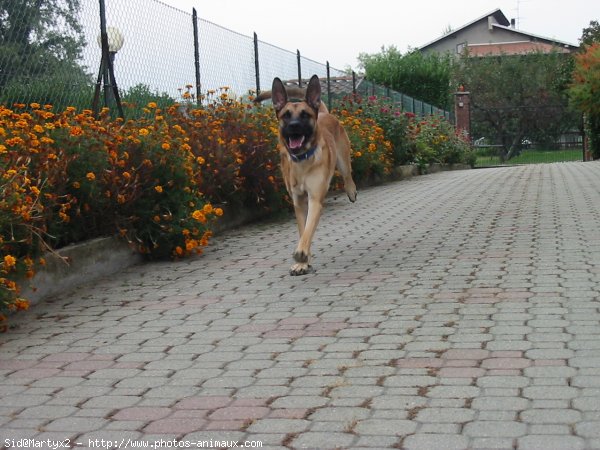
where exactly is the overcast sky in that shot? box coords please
[160,0,598,70]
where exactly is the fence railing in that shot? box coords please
[0,0,451,120]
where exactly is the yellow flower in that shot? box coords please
[138,128,149,136]
[161,142,170,150]
[0,145,6,154]
[30,103,41,109]
[72,181,81,189]
[214,208,224,217]
[147,102,157,109]
[86,172,96,181]
[33,125,44,133]
[203,203,213,214]
[155,185,163,193]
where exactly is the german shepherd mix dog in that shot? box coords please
[265,75,357,275]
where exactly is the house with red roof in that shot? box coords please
[420,9,578,56]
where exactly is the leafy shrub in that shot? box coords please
[408,114,475,167]
[0,103,221,326]
[335,105,394,183]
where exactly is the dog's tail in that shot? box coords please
[254,86,329,114]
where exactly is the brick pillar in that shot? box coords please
[454,91,471,139]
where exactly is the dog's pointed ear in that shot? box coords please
[305,75,321,113]
[271,77,288,114]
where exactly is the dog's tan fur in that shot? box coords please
[266,75,357,275]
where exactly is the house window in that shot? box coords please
[456,42,467,54]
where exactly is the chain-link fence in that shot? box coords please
[0,0,451,119]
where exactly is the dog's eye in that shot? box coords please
[281,111,291,120]
[300,111,310,120]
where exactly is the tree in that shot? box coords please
[0,0,91,107]
[358,46,454,109]
[453,50,578,161]
[580,20,600,48]
[569,43,600,158]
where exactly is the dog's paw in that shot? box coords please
[347,190,357,203]
[290,263,314,276]
[293,250,309,263]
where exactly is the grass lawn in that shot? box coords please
[475,147,583,167]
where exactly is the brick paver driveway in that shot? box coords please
[2,162,600,450]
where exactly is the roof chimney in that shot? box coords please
[510,18,516,28]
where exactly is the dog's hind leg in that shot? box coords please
[336,134,358,203]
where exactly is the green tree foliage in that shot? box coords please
[580,20,600,48]
[358,46,454,109]
[569,44,600,158]
[0,0,92,108]
[453,50,578,161]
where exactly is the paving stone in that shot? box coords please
[403,433,470,450]
[463,420,527,438]
[518,435,586,450]
[353,419,417,436]
[290,431,356,448]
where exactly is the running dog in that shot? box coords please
[260,75,357,275]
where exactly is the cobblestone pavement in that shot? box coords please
[2,162,600,450]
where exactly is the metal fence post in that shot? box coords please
[253,32,260,95]
[192,8,202,107]
[297,50,302,87]
[93,0,124,119]
[352,71,357,96]
[326,61,331,111]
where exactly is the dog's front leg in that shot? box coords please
[290,194,323,276]
[290,192,311,276]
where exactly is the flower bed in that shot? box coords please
[1,91,473,329]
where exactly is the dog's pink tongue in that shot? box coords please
[288,136,305,150]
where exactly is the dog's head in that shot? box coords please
[271,75,321,159]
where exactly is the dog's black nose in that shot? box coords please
[287,120,303,132]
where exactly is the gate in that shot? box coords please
[473,132,585,168]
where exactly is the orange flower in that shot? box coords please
[14,299,29,310]
[192,210,206,223]
[86,172,96,181]
[69,126,84,136]
[3,255,17,270]
[155,185,163,193]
